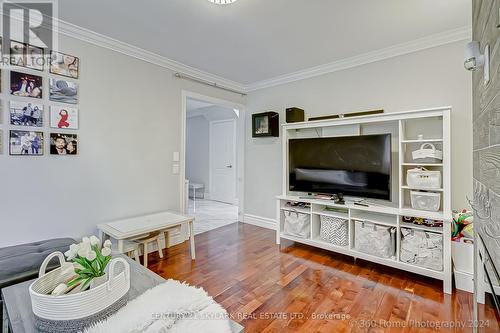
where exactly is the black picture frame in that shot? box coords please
[9,40,44,71]
[10,71,43,99]
[252,112,279,138]
[50,50,80,79]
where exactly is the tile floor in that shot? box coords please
[188,199,238,234]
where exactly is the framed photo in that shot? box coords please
[252,112,279,137]
[50,133,78,155]
[9,101,43,127]
[50,51,79,79]
[50,105,78,129]
[10,71,43,99]
[10,41,26,67]
[27,44,44,71]
[9,41,44,71]
[9,130,44,155]
[49,78,78,104]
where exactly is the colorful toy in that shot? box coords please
[452,209,473,239]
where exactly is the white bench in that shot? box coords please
[98,211,195,260]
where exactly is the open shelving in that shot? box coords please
[277,107,452,294]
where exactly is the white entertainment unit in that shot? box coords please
[276,107,452,293]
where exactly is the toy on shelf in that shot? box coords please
[451,209,473,240]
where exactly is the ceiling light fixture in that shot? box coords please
[207,0,238,5]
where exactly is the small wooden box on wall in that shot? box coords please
[252,112,279,137]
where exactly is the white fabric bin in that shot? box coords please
[320,215,348,246]
[451,239,473,274]
[410,191,441,211]
[400,228,443,271]
[283,211,310,238]
[354,221,396,258]
[407,168,442,189]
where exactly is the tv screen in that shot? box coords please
[289,134,391,200]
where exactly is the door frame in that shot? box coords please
[180,90,245,220]
[209,119,238,205]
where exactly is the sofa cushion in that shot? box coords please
[0,238,75,289]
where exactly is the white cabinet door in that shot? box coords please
[210,119,236,204]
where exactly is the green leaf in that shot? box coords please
[67,276,84,287]
[80,277,92,291]
[73,257,92,270]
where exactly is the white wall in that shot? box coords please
[244,41,472,221]
[0,35,245,247]
[186,115,210,192]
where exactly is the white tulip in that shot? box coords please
[90,235,101,247]
[101,247,112,256]
[103,239,112,248]
[64,243,79,260]
[86,250,97,261]
[77,242,91,258]
[82,237,90,244]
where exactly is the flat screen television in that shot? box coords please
[289,134,391,200]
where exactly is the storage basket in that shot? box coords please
[400,228,443,271]
[29,252,130,333]
[354,220,396,258]
[283,210,310,238]
[320,215,348,246]
[411,143,443,163]
[407,168,442,189]
[410,191,441,211]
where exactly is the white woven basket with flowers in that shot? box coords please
[28,239,130,332]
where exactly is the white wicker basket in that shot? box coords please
[411,143,443,162]
[29,252,130,331]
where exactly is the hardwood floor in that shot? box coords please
[148,223,499,333]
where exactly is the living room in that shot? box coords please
[0,0,499,332]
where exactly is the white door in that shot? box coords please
[210,119,236,204]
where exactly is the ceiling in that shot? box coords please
[58,0,471,86]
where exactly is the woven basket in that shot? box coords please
[320,215,348,246]
[29,252,130,332]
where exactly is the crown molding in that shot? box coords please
[55,18,470,94]
[56,18,247,92]
[245,26,472,92]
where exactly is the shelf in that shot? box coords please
[400,207,446,220]
[401,163,443,167]
[401,185,444,192]
[281,206,311,214]
[400,222,443,234]
[350,210,397,226]
[401,139,443,143]
[311,236,349,250]
[312,209,348,219]
[278,232,445,280]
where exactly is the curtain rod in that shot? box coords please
[174,72,247,96]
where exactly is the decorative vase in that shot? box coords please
[90,273,108,289]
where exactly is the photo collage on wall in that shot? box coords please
[0,38,80,156]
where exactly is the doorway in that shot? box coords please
[181,91,245,235]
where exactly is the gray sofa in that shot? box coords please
[0,238,75,333]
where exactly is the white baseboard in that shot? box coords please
[243,214,276,230]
